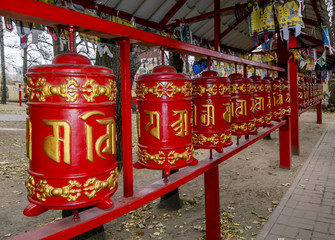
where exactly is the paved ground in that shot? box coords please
[257,121,335,240]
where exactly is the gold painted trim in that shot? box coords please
[25,169,118,202]
[231,122,256,132]
[24,78,116,103]
[135,82,192,99]
[193,133,231,145]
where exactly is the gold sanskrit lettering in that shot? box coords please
[80,111,116,161]
[144,111,161,140]
[43,120,71,165]
[200,104,215,126]
[255,97,265,111]
[26,118,32,161]
[231,99,247,117]
[171,110,189,137]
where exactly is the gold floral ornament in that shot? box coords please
[35,179,82,202]
[256,84,271,92]
[83,168,118,198]
[167,146,194,165]
[137,147,166,165]
[25,175,35,197]
[24,78,35,101]
[231,122,255,132]
[231,83,254,93]
[34,78,80,102]
[82,79,117,102]
[136,82,192,99]
[193,133,231,145]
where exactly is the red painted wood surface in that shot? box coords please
[0,0,285,72]
[205,166,221,240]
[279,117,292,168]
[119,38,134,197]
[9,121,286,240]
[288,35,299,155]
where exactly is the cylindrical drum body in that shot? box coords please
[278,77,291,117]
[304,80,310,107]
[229,73,257,137]
[250,76,272,128]
[24,54,118,216]
[135,66,195,176]
[192,71,232,152]
[298,78,305,110]
[268,77,282,121]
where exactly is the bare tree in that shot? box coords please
[0,17,7,104]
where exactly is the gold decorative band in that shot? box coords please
[137,146,194,165]
[231,83,254,93]
[25,78,117,103]
[25,168,118,202]
[193,133,231,145]
[231,122,255,132]
[282,108,291,115]
[255,84,271,92]
[272,111,282,117]
[281,84,290,90]
[193,84,230,96]
[136,82,192,99]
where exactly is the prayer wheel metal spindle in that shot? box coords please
[250,76,272,128]
[134,66,197,177]
[229,73,257,138]
[24,53,119,216]
[192,70,232,153]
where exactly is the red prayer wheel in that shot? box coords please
[250,76,272,128]
[134,66,197,177]
[268,77,282,121]
[192,70,232,152]
[24,53,119,216]
[278,77,291,117]
[298,78,305,110]
[229,73,257,137]
[304,80,310,107]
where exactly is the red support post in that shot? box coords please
[214,0,220,52]
[68,26,75,53]
[204,166,221,240]
[317,101,322,123]
[279,116,292,168]
[288,35,299,155]
[19,83,22,106]
[119,38,133,197]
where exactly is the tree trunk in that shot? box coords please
[0,17,7,104]
[328,78,335,109]
[130,52,141,112]
[95,45,123,170]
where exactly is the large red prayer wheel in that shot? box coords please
[278,77,291,117]
[192,70,232,152]
[268,77,282,121]
[250,76,272,128]
[24,53,119,216]
[134,66,197,177]
[229,73,257,137]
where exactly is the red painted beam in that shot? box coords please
[279,117,292,168]
[157,0,187,30]
[310,0,322,23]
[220,12,251,40]
[0,0,285,72]
[10,121,286,239]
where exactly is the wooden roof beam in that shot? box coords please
[220,12,251,40]
[310,0,322,23]
[165,4,247,29]
[299,34,324,46]
[303,17,319,27]
[71,0,160,30]
[157,0,187,30]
